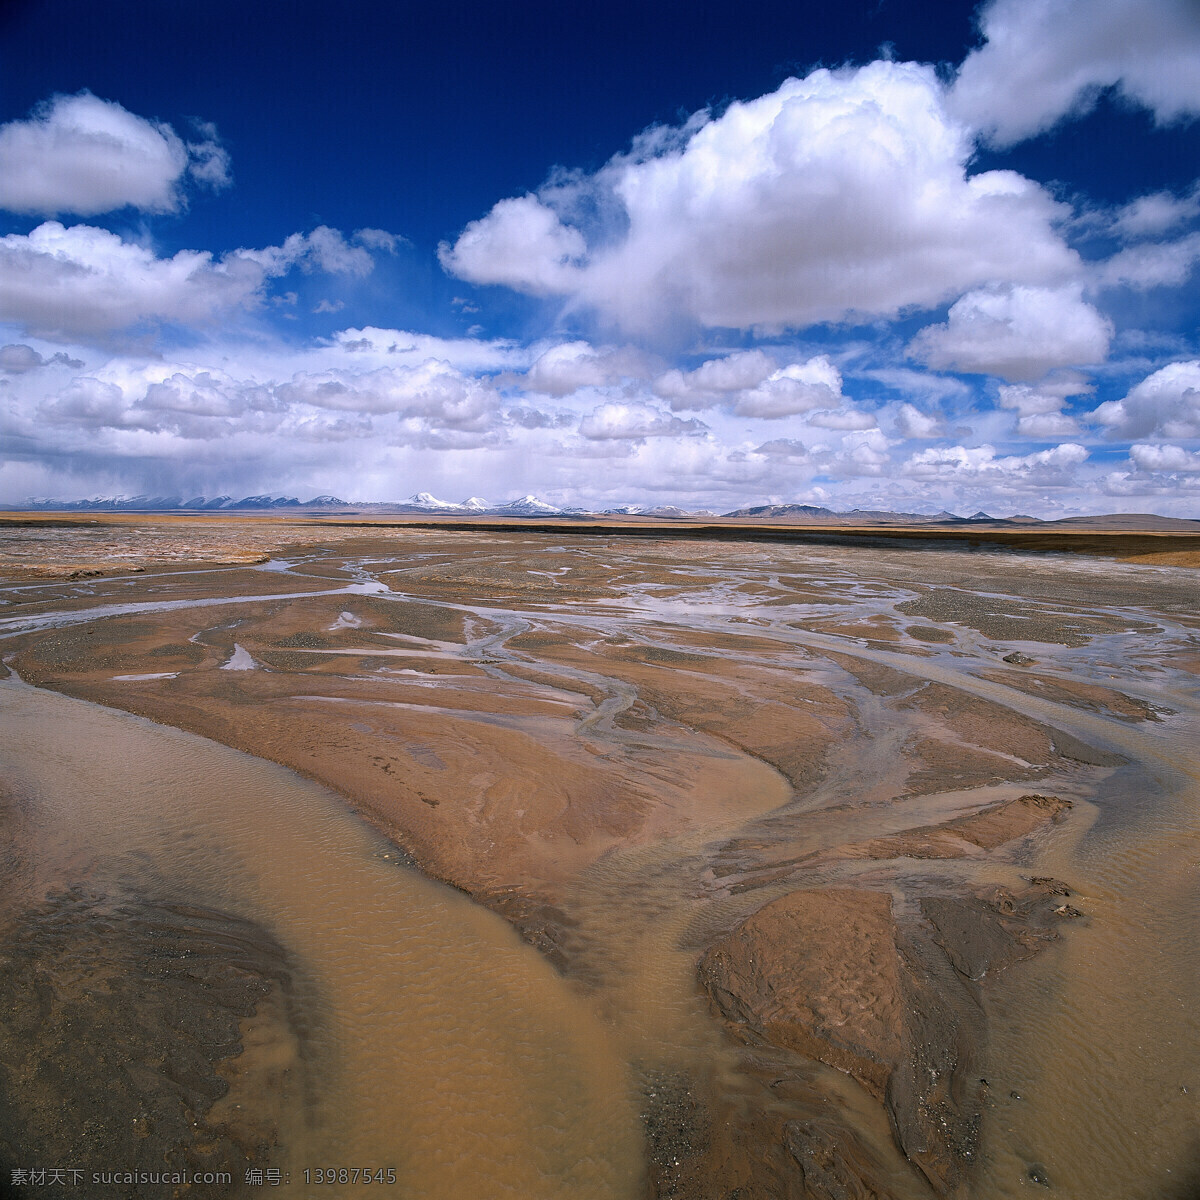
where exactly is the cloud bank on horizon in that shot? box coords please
[2,0,1199,517]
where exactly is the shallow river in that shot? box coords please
[0,675,645,1198]
[1,532,1198,1199]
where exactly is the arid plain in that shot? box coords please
[0,515,1197,1200]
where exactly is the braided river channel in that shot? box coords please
[0,522,1196,1200]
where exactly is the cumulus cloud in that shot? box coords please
[441,195,586,294]
[0,343,83,372]
[806,407,878,431]
[755,438,812,459]
[1111,185,1200,239]
[0,223,395,343]
[17,351,509,456]
[1090,360,1200,438]
[1096,231,1200,290]
[655,351,844,418]
[442,61,1078,334]
[275,361,498,429]
[831,430,894,477]
[895,402,946,438]
[38,376,128,426]
[950,0,1200,147]
[1129,443,1200,472]
[577,402,705,440]
[909,284,1111,380]
[0,93,229,216]
[522,341,657,396]
[0,222,270,341]
[903,441,1088,487]
[996,374,1090,437]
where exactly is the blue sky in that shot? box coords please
[1,0,1198,515]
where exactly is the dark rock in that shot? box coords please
[1002,651,1035,665]
[784,1118,893,1200]
[1028,1161,1052,1186]
[922,879,1076,982]
[0,888,305,1196]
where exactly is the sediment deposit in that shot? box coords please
[0,517,1197,1199]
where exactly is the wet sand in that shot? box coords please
[0,518,1197,1198]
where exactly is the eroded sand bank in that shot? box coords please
[0,520,1197,1199]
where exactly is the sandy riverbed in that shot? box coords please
[0,518,1197,1199]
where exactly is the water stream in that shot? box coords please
[0,674,645,1199]
[1,533,1197,1198]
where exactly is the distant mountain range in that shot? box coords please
[9,493,1198,529]
[12,491,716,518]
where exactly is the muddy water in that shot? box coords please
[3,532,1200,1197]
[0,675,645,1198]
[579,552,1200,1198]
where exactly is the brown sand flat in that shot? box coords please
[1,517,1195,1199]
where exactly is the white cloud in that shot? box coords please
[655,350,776,402]
[353,228,404,253]
[1090,360,1200,438]
[896,402,946,438]
[0,222,269,341]
[577,402,704,440]
[867,367,972,405]
[1111,186,1200,239]
[830,430,893,477]
[909,284,1111,380]
[755,438,812,459]
[950,0,1200,147]
[0,223,394,343]
[274,361,498,429]
[240,225,376,278]
[1129,442,1200,472]
[1096,231,1200,290]
[522,341,656,396]
[996,375,1090,437]
[1101,468,1200,500]
[184,120,231,190]
[8,353,511,478]
[143,371,278,423]
[0,93,229,216]
[328,326,523,372]
[0,342,82,372]
[806,407,878,431]
[440,194,586,295]
[442,61,1078,334]
[655,351,844,418]
[904,442,1088,487]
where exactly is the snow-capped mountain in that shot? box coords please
[406,492,461,510]
[492,494,563,515]
[20,494,352,512]
[396,493,498,513]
